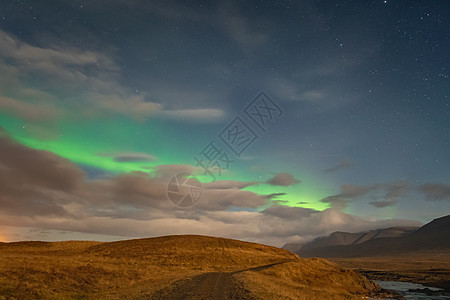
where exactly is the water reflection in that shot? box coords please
[376,280,450,300]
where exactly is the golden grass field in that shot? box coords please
[0,235,388,299]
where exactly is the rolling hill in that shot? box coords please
[0,234,386,299]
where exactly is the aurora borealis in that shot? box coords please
[0,0,448,245]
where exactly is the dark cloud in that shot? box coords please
[321,195,348,210]
[340,184,379,198]
[418,183,450,201]
[105,174,269,212]
[266,173,300,186]
[0,128,271,219]
[385,182,409,200]
[324,159,353,173]
[368,182,408,208]
[321,184,379,209]
[195,189,268,211]
[98,152,157,162]
[0,128,84,191]
[369,200,397,208]
[107,172,169,208]
[0,127,84,216]
[202,180,260,190]
[322,182,409,210]
[264,193,287,199]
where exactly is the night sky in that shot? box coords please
[0,0,449,245]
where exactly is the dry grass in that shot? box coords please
[0,235,383,299]
[237,259,381,299]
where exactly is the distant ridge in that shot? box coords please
[283,226,418,253]
[294,215,450,258]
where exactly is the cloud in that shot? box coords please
[0,128,83,191]
[95,93,162,120]
[219,2,268,54]
[262,205,315,219]
[320,195,348,210]
[418,183,450,201]
[202,180,260,190]
[161,108,227,123]
[0,205,422,247]
[322,182,409,210]
[98,152,157,162]
[385,182,409,199]
[266,173,300,186]
[0,29,160,121]
[2,30,232,124]
[150,164,199,178]
[339,184,379,197]
[369,200,396,208]
[195,189,268,211]
[300,90,327,102]
[0,95,61,121]
[0,128,424,246]
[369,182,409,207]
[0,29,117,76]
[264,193,287,200]
[324,159,353,172]
[0,30,229,123]
[0,128,84,216]
[0,127,270,214]
[255,207,421,246]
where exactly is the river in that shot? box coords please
[375,280,450,299]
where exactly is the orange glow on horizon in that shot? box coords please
[0,233,8,243]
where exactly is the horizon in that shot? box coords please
[4,214,450,245]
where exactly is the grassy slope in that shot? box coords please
[0,235,383,299]
[237,259,381,299]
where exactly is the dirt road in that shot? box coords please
[149,261,292,299]
[150,271,254,300]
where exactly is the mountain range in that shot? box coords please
[288,214,450,258]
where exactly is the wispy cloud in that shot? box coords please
[98,152,157,163]
[324,159,353,173]
[161,108,227,123]
[418,183,450,201]
[0,30,225,124]
[218,2,268,54]
[0,94,61,121]
[266,173,301,186]
[321,182,409,210]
